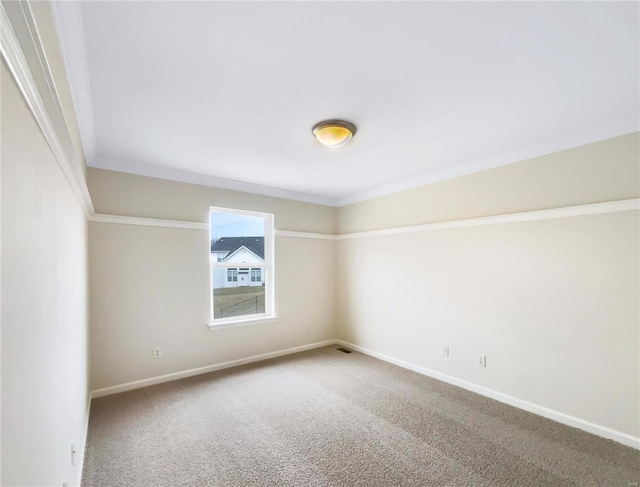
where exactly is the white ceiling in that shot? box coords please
[53,1,639,207]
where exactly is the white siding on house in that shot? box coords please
[211,246,265,288]
[224,247,263,264]
[212,251,227,262]
[211,266,226,289]
[220,267,264,288]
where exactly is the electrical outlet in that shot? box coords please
[477,355,487,368]
[153,347,162,359]
[442,347,449,358]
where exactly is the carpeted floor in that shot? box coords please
[82,346,639,486]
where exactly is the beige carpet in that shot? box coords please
[82,347,639,486]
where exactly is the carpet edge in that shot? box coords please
[90,339,339,399]
[335,339,640,450]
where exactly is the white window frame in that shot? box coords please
[209,207,276,329]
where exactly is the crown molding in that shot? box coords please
[50,0,97,164]
[48,0,638,210]
[337,121,640,207]
[47,2,640,212]
[90,156,339,207]
[50,1,322,209]
[1,1,94,217]
[89,124,637,210]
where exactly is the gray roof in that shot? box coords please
[210,237,264,260]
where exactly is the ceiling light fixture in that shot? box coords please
[312,120,357,148]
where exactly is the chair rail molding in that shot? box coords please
[336,198,640,240]
[89,199,639,239]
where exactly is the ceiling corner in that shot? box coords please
[51,0,97,164]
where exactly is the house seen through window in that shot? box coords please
[210,208,274,323]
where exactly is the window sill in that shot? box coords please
[208,314,277,330]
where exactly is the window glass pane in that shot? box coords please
[210,209,271,322]
[250,268,262,282]
[210,211,265,265]
[212,268,266,319]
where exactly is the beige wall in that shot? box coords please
[336,135,640,438]
[89,135,639,441]
[337,212,639,437]
[2,4,637,486]
[338,133,639,234]
[88,173,337,390]
[1,59,89,487]
[88,168,338,234]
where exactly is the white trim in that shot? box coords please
[335,340,640,450]
[86,337,640,449]
[0,2,94,217]
[337,121,639,207]
[2,9,95,485]
[87,214,339,238]
[90,340,337,399]
[86,199,639,238]
[73,396,91,487]
[88,132,638,210]
[91,156,337,207]
[88,130,640,209]
[209,207,275,322]
[207,205,275,220]
[211,262,267,270]
[208,314,277,329]
[276,230,337,240]
[89,213,208,230]
[52,0,637,209]
[337,199,640,240]
[6,0,634,218]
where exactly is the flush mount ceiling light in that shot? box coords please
[312,120,357,148]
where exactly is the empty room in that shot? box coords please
[1,1,639,486]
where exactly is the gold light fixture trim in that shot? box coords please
[312,120,357,148]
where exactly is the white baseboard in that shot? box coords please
[87,338,639,451]
[90,339,337,399]
[73,397,91,487]
[336,340,640,450]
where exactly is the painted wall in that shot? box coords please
[88,167,337,234]
[336,134,640,438]
[338,133,639,233]
[2,6,637,487]
[88,172,337,390]
[88,134,639,442]
[1,57,89,487]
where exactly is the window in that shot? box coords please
[251,268,262,282]
[210,207,275,327]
